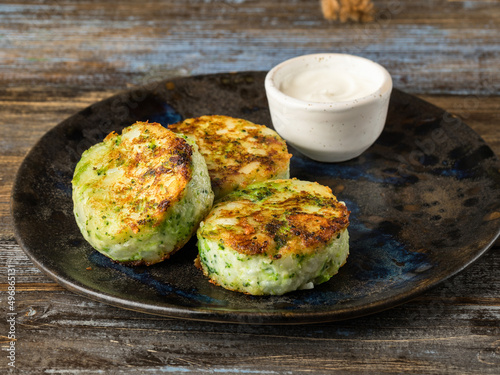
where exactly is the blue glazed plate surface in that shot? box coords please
[11,72,500,324]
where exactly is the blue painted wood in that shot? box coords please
[0,0,498,94]
[1,1,499,373]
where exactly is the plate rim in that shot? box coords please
[10,71,500,324]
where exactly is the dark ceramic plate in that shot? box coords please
[11,72,500,324]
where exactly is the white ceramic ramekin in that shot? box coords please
[265,53,392,162]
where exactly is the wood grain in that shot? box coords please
[0,0,499,373]
[1,0,499,94]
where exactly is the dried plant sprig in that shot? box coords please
[321,0,375,23]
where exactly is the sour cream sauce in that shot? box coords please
[279,65,379,103]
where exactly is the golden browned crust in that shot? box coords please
[85,121,193,235]
[200,180,350,258]
[169,115,291,199]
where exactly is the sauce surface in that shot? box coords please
[279,66,379,103]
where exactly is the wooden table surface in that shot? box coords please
[1,1,499,373]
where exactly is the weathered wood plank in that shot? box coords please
[1,1,499,94]
[1,280,498,373]
[1,0,499,373]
